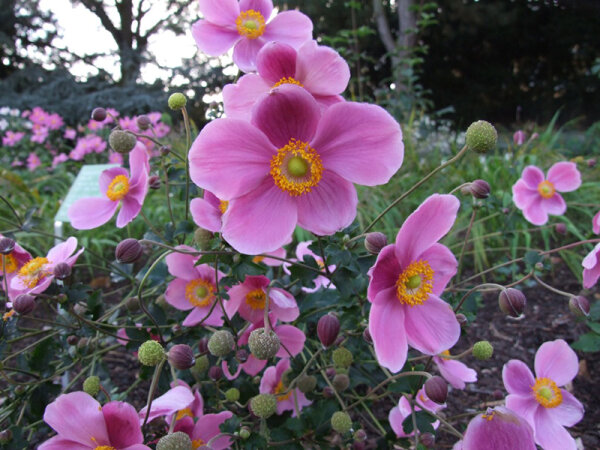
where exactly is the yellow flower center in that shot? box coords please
[273,77,304,89]
[18,257,49,288]
[175,407,194,421]
[219,200,229,214]
[106,175,130,201]
[481,411,496,421]
[274,379,292,402]
[532,377,562,408]
[3,309,15,321]
[245,288,266,310]
[235,10,266,39]
[252,255,265,263]
[395,260,434,306]
[440,350,451,360]
[192,438,205,449]
[185,279,215,307]
[1,253,17,273]
[270,139,323,196]
[537,180,555,199]
[94,446,116,450]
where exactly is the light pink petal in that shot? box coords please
[43,392,110,447]
[262,10,313,49]
[232,37,266,73]
[312,101,403,186]
[295,241,315,260]
[222,360,242,380]
[540,193,566,216]
[256,41,297,83]
[224,282,251,319]
[533,408,577,450]
[116,196,142,228]
[463,407,536,450]
[47,237,77,263]
[534,339,578,386]
[502,360,535,395]
[389,398,411,437]
[241,355,267,375]
[436,358,477,389]
[395,194,460,267]
[190,197,222,232]
[38,436,91,450]
[165,279,194,311]
[593,210,600,234]
[138,386,194,424]
[68,197,118,229]
[99,167,128,195]
[404,294,460,355]
[191,412,234,450]
[296,40,350,95]
[259,364,278,393]
[522,197,549,226]
[274,324,305,357]
[103,401,144,447]
[582,243,600,288]
[269,287,299,322]
[314,94,344,111]
[512,179,539,210]
[223,74,270,121]
[222,179,297,254]
[521,166,545,189]
[547,162,581,192]
[260,245,287,266]
[505,394,539,426]
[240,0,272,19]
[251,84,320,148]
[198,0,240,26]
[192,20,240,56]
[419,243,457,296]
[165,247,199,280]
[121,445,151,450]
[296,170,357,236]
[549,390,584,427]
[367,245,401,302]
[189,118,274,200]
[128,144,150,187]
[183,305,224,327]
[369,300,407,373]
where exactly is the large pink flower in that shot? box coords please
[389,388,444,438]
[502,339,584,450]
[224,40,349,120]
[581,242,600,289]
[192,0,313,73]
[433,349,477,390]
[367,194,461,372]
[68,143,149,229]
[260,358,311,416]
[189,84,404,254]
[39,391,150,449]
[512,162,581,226]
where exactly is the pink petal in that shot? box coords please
[223,282,250,319]
[523,197,549,226]
[593,210,600,234]
[256,42,297,83]
[103,401,144,448]
[274,324,305,357]
[547,162,581,192]
[296,170,357,236]
[38,436,91,450]
[269,287,299,322]
[404,294,460,355]
[251,84,320,148]
[582,243,600,288]
[47,237,77,263]
[138,386,194,424]
[99,167,128,195]
[241,355,267,375]
[223,74,270,121]
[462,407,536,450]
[222,179,298,254]
[191,412,234,450]
[533,408,577,450]
[549,390,584,427]
[540,193,566,216]
[394,194,460,267]
[166,247,199,280]
[369,300,407,373]
[296,40,350,95]
[128,144,150,187]
[505,394,539,426]
[192,20,240,56]
[240,0,272,19]
[259,364,278,393]
[512,179,539,210]
[116,196,142,228]
[367,245,401,302]
[312,101,403,186]
[521,166,545,189]
[389,397,411,437]
[436,358,477,389]
[314,94,344,111]
[165,279,194,311]
[183,306,224,327]
[190,197,222,232]
[262,10,313,49]
[68,197,117,229]
[198,0,240,26]
[502,360,535,395]
[189,118,275,200]
[419,243,457,296]
[233,37,266,73]
[534,339,578,386]
[222,360,242,380]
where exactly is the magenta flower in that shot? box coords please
[164,245,226,327]
[27,152,41,171]
[582,243,600,288]
[2,130,25,146]
[52,153,69,169]
[223,40,349,120]
[192,0,313,73]
[39,391,150,449]
[367,194,461,372]
[513,130,526,146]
[593,210,600,234]
[283,240,335,293]
[69,143,149,229]
[260,358,311,416]
[138,384,196,425]
[190,84,403,254]
[433,349,477,390]
[503,339,584,450]
[64,128,76,140]
[512,162,581,226]
[389,388,444,438]
[0,235,32,300]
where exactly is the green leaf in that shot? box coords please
[571,332,600,352]
[402,410,436,434]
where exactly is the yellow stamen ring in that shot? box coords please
[192,438,205,449]
[236,10,266,39]
[175,407,194,421]
[245,288,266,310]
[270,139,323,196]
[18,257,50,288]
[395,260,434,306]
[185,279,214,308]
[1,253,17,274]
[274,380,292,402]
[106,175,130,201]
[218,200,229,214]
[537,180,555,199]
[481,411,495,421]
[273,77,304,89]
[532,377,562,408]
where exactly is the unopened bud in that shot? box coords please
[424,376,448,404]
[136,115,151,131]
[83,375,100,396]
[116,238,143,264]
[91,107,107,122]
[160,145,170,156]
[225,387,240,402]
[331,411,352,434]
[362,327,372,343]
[0,429,13,444]
[587,158,596,168]
[191,355,209,376]
[168,344,195,370]
[569,296,590,318]
[208,365,222,381]
[168,93,187,110]
[498,288,526,318]
[236,349,249,363]
[333,373,350,392]
[156,431,192,450]
[473,340,494,360]
[194,228,213,250]
[109,129,137,154]
[208,330,235,357]
[148,175,161,190]
[67,335,79,345]
[354,429,367,442]
[456,313,468,326]
[323,386,334,398]
[248,328,280,360]
[466,120,497,153]
[239,427,251,440]
[0,237,15,255]
[420,432,435,448]
[364,232,388,255]
[13,294,35,315]
[126,296,139,312]
[469,180,491,199]
[297,374,317,393]
[138,340,165,366]
[332,347,353,369]
[53,262,72,280]
[198,338,209,354]
[317,313,340,348]
[250,393,277,418]
[555,223,567,235]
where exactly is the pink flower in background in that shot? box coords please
[283,241,335,292]
[192,0,313,73]
[513,130,526,145]
[433,349,477,389]
[503,339,584,450]
[367,194,461,373]
[582,243,600,288]
[69,135,107,160]
[31,125,49,144]
[260,358,311,416]
[26,152,41,171]
[164,245,226,327]
[39,392,150,450]
[51,153,69,168]
[153,122,170,138]
[87,119,104,131]
[119,116,138,132]
[28,107,48,125]
[512,162,581,226]
[389,388,444,438]
[189,84,403,254]
[2,130,25,146]
[46,113,64,130]
[0,235,32,301]
[592,211,600,234]
[224,40,350,120]
[108,151,124,165]
[68,143,149,229]
[63,128,76,140]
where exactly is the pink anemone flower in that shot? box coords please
[68,143,149,229]
[367,194,461,373]
[513,130,526,146]
[592,210,600,234]
[0,235,32,300]
[433,349,477,390]
[224,40,349,121]
[260,358,311,416]
[27,152,41,171]
[189,84,403,254]
[502,339,584,450]
[164,245,226,327]
[512,162,581,226]
[453,406,536,450]
[389,388,444,438]
[283,240,335,292]
[192,0,313,73]
[39,391,150,450]
[138,384,195,425]
[10,237,84,295]
[582,243,600,289]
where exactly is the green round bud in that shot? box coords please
[331,411,352,434]
[83,376,100,396]
[332,347,353,369]
[296,374,317,393]
[465,120,497,153]
[332,373,350,392]
[250,394,277,419]
[194,228,213,250]
[473,340,494,360]
[225,387,240,402]
[168,92,187,110]
[207,330,235,357]
[239,427,251,440]
[191,354,209,377]
[156,431,193,450]
[138,340,165,366]
[108,129,137,154]
[248,328,280,360]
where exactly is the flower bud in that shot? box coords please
[297,374,317,393]
[0,237,15,255]
[116,238,143,264]
[13,294,35,315]
[83,375,100,396]
[322,386,334,398]
[239,427,251,440]
[0,429,12,444]
[148,175,161,190]
[456,313,468,326]
[198,337,209,354]
[555,223,567,235]
[91,107,107,122]
[53,262,72,280]
[208,365,222,381]
[469,180,491,199]
[569,296,590,318]
[225,387,240,402]
[136,115,151,131]
[167,344,195,370]
[498,288,526,318]
[473,340,494,360]
[156,431,192,450]
[513,130,526,146]
[420,432,435,448]
[250,394,277,418]
[354,429,367,442]
[248,328,280,360]
[364,232,388,255]
[208,330,235,357]
[333,373,350,392]
[67,335,79,345]
[493,389,504,400]
[236,349,249,363]
[466,120,497,153]
[138,340,165,366]
[331,411,352,434]
[109,129,137,154]
[362,327,372,343]
[194,228,213,250]
[332,347,353,369]
[125,296,140,312]
[424,376,448,404]
[587,158,596,168]
[168,93,187,110]
[191,355,209,376]
[317,313,340,348]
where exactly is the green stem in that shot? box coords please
[142,358,166,429]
